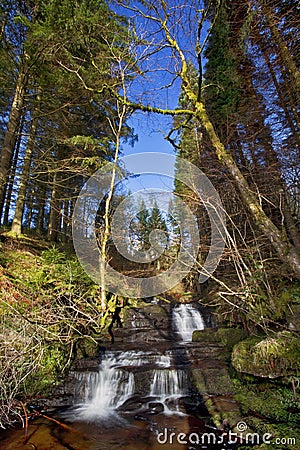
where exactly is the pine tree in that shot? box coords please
[1,0,134,241]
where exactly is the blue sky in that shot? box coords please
[121,112,177,194]
[123,113,175,156]
[110,2,203,197]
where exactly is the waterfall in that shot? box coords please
[70,349,190,420]
[149,368,188,414]
[150,369,186,398]
[73,353,136,421]
[173,303,205,341]
[67,306,205,422]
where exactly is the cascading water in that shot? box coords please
[173,303,205,341]
[70,349,192,420]
[3,302,242,450]
[69,305,205,421]
[149,368,188,414]
[73,353,135,421]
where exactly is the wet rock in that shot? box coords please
[30,394,74,409]
[117,396,144,412]
[164,398,186,414]
[147,402,164,414]
[111,304,172,343]
[72,359,100,371]
[191,367,234,395]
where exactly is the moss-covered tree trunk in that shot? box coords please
[193,98,300,277]
[171,2,300,278]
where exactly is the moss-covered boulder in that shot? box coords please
[193,327,246,351]
[191,365,242,428]
[232,332,300,378]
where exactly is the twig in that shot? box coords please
[20,401,29,445]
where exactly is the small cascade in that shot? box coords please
[173,303,205,341]
[150,369,186,397]
[65,305,207,422]
[70,349,191,420]
[149,368,188,414]
[155,354,172,367]
[73,354,135,421]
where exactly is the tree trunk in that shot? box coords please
[25,186,34,232]
[48,172,61,242]
[0,62,28,219]
[2,115,25,226]
[36,181,47,235]
[61,197,72,243]
[99,104,127,310]
[259,40,300,144]
[193,99,300,277]
[257,0,300,106]
[11,87,41,235]
[158,10,300,278]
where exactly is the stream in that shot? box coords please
[0,303,244,449]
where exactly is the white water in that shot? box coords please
[72,350,175,420]
[173,303,205,341]
[150,368,188,414]
[73,355,135,420]
[150,369,186,398]
[71,306,204,420]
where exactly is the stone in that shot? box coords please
[147,402,164,414]
[117,396,144,412]
[192,327,246,351]
[111,304,172,343]
[231,332,300,378]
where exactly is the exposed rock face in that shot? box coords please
[112,303,173,343]
[192,327,246,352]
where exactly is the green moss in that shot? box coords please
[193,327,246,351]
[0,238,101,414]
[192,367,235,395]
[75,336,99,359]
[24,346,67,396]
[232,377,300,450]
[232,332,300,378]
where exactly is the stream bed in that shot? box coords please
[0,412,243,450]
[0,304,246,449]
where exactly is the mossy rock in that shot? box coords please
[193,327,246,351]
[232,377,300,450]
[75,337,99,359]
[232,332,300,378]
[192,367,234,395]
